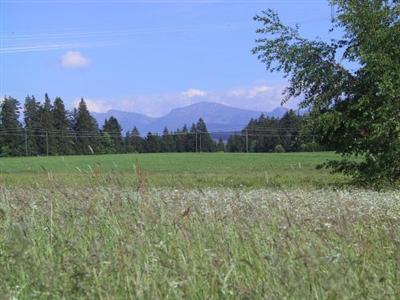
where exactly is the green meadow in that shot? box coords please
[1,152,399,299]
[0,152,346,188]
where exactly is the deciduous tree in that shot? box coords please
[253,0,400,185]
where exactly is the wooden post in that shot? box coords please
[46,132,49,156]
[245,128,249,153]
[195,132,198,153]
[199,132,202,152]
[25,128,28,156]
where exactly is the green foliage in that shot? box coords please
[3,95,222,156]
[145,132,161,153]
[175,125,189,152]
[226,135,246,152]
[196,118,215,152]
[38,93,57,155]
[216,138,225,152]
[274,144,285,153]
[102,116,123,153]
[161,127,176,152]
[53,97,74,155]
[226,110,312,153]
[300,142,321,152]
[125,127,145,153]
[74,98,101,155]
[253,0,400,185]
[23,95,41,155]
[0,97,23,156]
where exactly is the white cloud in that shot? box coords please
[61,51,90,68]
[181,88,207,98]
[248,85,273,98]
[228,89,247,98]
[74,98,111,113]
[229,85,273,98]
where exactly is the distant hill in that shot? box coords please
[93,110,155,133]
[92,102,288,135]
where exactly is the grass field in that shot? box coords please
[1,152,399,299]
[0,152,346,188]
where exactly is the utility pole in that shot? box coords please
[199,132,202,152]
[245,128,249,153]
[195,132,198,153]
[24,128,28,156]
[46,132,49,157]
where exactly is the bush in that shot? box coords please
[275,144,286,153]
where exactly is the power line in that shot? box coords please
[0,126,306,136]
[1,0,326,4]
[0,130,316,138]
[0,128,324,156]
[0,15,330,42]
[0,23,250,41]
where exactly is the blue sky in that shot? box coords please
[1,0,335,116]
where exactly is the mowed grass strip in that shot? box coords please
[0,152,346,188]
[1,188,399,298]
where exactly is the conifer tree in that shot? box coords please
[53,97,73,155]
[126,127,144,153]
[196,118,215,152]
[188,123,198,152]
[102,116,123,153]
[161,127,176,152]
[216,138,225,152]
[0,96,24,156]
[177,125,189,152]
[145,132,161,153]
[38,93,56,155]
[279,110,302,152]
[24,95,41,155]
[74,98,100,154]
[226,134,245,152]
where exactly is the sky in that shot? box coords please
[1,0,335,117]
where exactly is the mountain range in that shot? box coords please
[92,102,288,135]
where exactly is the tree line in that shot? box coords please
[0,94,321,157]
[0,95,223,156]
[226,110,324,153]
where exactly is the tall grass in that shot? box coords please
[1,186,399,299]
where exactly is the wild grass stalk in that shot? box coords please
[0,187,399,298]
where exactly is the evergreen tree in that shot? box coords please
[226,134,245,152]
[246,114,281,152]
[70,108,79,154]
[38,93,56,155]
[176,125,189,152]
[187,123,198,152]
[196,118,215,152]
[74,98,100,154]
[279,110,302,152]
[161,127,176,152]
[0,96,24,156]
[102,116,123,153]
[53,97,73,155]
[145,132,161,153]
[216,138,225,152]
[126,127,144,153]
[101,132,114,154]
[23,95,41,155]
